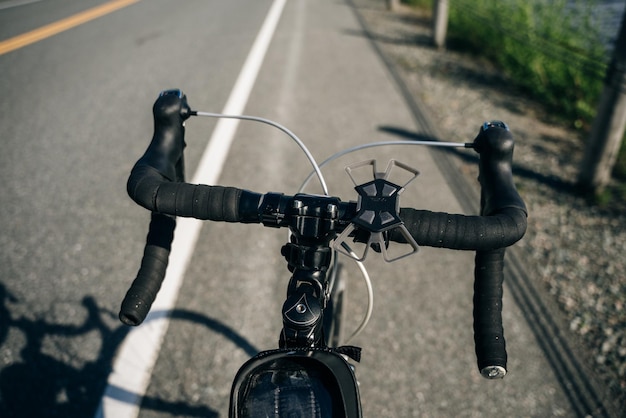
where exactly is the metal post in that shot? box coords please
[433,0,449,49]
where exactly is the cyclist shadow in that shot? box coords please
[0,283,258,418]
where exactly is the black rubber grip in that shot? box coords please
[473,248,507,378]
[120,213,175,326]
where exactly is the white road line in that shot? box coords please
[0,0,43,11]
[94,0,287,416]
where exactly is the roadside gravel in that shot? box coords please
[351,0,626,411]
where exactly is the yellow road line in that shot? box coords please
[0,0,141,56]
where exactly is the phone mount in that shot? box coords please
[334,160,420,262]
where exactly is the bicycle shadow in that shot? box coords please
[0,283,258,418]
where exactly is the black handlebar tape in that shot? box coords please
[127,164,263,222]
[473,248,507,378]
[127,91,263,223]
[472,123,526,378]
[153,181,262,222]
[119,213,175,326]
[394,207,526,250]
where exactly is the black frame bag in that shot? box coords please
[229,348,362,418]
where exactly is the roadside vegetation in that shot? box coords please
[403,0,626,204]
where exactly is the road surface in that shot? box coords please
[0,0,603,416]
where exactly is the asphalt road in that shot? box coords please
[0,0,591,417]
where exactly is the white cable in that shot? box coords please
[194,111,329,195]
[341,242,374,344]
[299,139,470,190]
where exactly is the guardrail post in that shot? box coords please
[386,0,400,11]
[433,0,449,49]
[578,10,626,193]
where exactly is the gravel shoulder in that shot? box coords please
[350,0,626,413]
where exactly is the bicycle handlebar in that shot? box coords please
[120,91,527,379]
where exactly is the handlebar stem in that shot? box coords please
[281,271,326,348]
[280,240,333,348]
[276,194,345,348]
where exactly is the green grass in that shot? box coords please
[402,0,626,201]
[445,0,607,128]
[400,0,609,127]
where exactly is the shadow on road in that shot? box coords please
[0,283,258,418]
